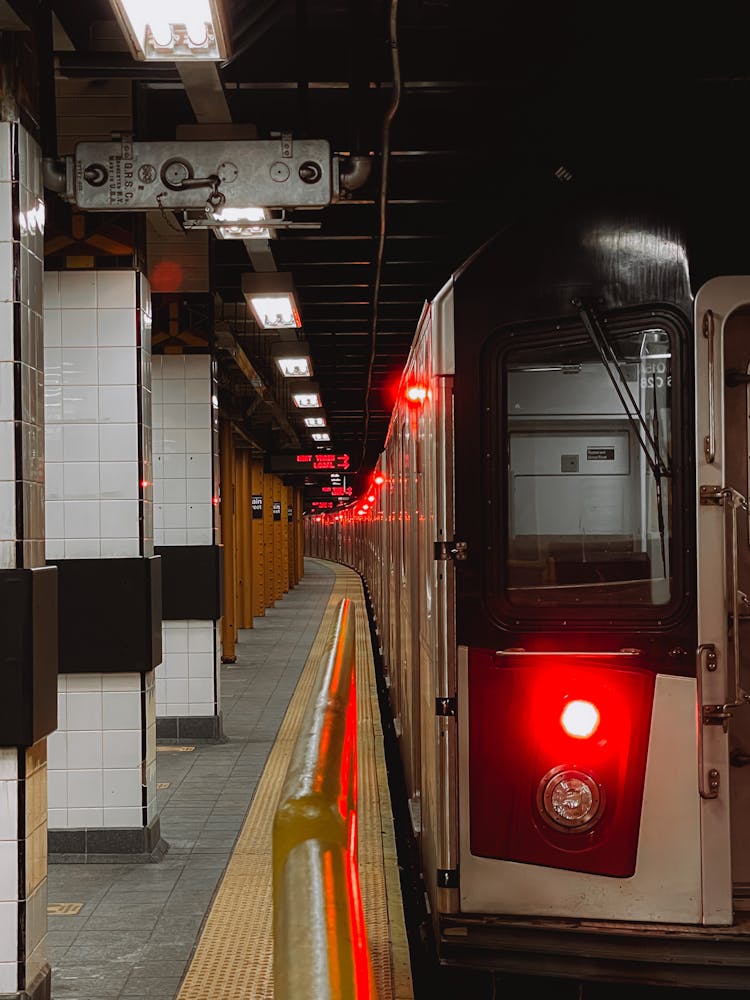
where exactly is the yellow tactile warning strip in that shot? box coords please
[47,903,83,915]
[176,560,413,1000]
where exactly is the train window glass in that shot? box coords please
[503,326,673,607]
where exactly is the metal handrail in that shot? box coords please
[272,598,373,999]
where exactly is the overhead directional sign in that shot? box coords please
[266,453,350,474]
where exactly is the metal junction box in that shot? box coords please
[71,138,333,210]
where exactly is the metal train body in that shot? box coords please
[306,194,750,988]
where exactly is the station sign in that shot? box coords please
[251,495,263,519]
[266,452,350,474]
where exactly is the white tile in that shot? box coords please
[0,302,13,362]
[62,424,98,463]
[0,781,17,839]
[103,768,141,809]
[99,461,138,500]
[188,627,214,653]
[99,423,138,461]
[43,271,60,308]
[63,463,99,500]
[162,379,185,404]
[186,453,212,477]
[102,691,141,730]
[186,504,212,529]
[190,703,214,717]
[68,807,103,827]
[60,272,96,309]
[187,528,213,545]
[0,422,14,481]
[102,674,140,693]
[97,308,135,347]
[166,703,188,715]
[0,482,15,541]
[96,271,135,308]
[65,674,102,692]
[99,385,137,423]
[188,678,214,704]
[44,501,63,540]
[64,538,101,558]
[67,731,103,770]
[184,355,210,377]
[67,770,103,808]
[163,528,187,545]
[46,769,67,809]
[0,243,14,302]
[62,384,98,423]
[43,307,62,348]
[100,500,139,538]
[163,651,188,678]
[66,690,102,730]
[163,453,186,479]
[162,403,186,429]
[99,537,140,558]
[103,730,141,769]
[61,308,97,348]
[47,808,67,830]
[162,429,186,454]
[165,678,188,704]
[64,500,100,539]
[163,504,186,529]
[162,355,184,379]
[0,363,13,422]
[185,428,211,454]
[164,628,188,654]
[185,379,209,404]
[186,404,210,429]
[62,346,99,386]
[98,346,136,385]
[186,478,212,504]
[0,841,17,903]
[47,729,66,769]
[102,806,142,828]
[44,425,62,462]
[0,903,17,965]
[163,479,186,504]
[0,752,16,784]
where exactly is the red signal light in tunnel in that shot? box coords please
[367,494,376,504]
[374,474,385,486]
[560,699,600,739]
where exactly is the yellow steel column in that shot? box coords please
[281,483,290,593]
[219,418,237,663]
[296,487,305,581]
[250,458,265,617]
[237,450,253,628]
[263,466,275,609]
[287,486,297,590]
[272,475,283,601]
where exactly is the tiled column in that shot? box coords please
[152,353,224,741]
[0,122,56,1000]
[44,269,164,860]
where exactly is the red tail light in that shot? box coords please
[560,699,600,739]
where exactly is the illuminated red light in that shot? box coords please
[314,516,322,522]
[212,496,220,506]
[560,699,600,739]
[367,494,375,503]
[140,480,150,489]
[357,509,365,517]
[374,474,385,486]
[405,384,428,404]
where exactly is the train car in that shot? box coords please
[306,190,750,990]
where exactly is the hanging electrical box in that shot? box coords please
[52,136,334,211]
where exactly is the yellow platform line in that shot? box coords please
[176,560,413,1000]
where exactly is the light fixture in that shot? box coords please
[110,0,230,61]
[311,432,330,442]
[212,206,270,240]
[292,382,322,408]
[242,272,302,330]
[560,700,600,740]
[272,340,313,378]
[303,415,326,428]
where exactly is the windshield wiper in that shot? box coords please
[574,299,670,573]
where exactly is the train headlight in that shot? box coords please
[536,766,604,832]
[560,699,600,739]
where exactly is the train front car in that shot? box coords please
[444,196,750,987]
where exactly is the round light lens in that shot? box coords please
[537,766,603,832]
[560,699,600,739]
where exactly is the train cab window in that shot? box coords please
[499,323,677,611]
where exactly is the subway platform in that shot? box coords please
[45,558,412,999]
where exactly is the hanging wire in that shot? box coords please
[358,0,402,474]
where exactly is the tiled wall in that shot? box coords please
[152,354,222,720]
[0,121,45,571]
[152,353,218,547]
[43,270,153,559]
[47,673,157,830]
[0,748,20,993]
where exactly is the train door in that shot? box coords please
[695,279,750,920]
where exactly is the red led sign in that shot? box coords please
[267,453,350,474]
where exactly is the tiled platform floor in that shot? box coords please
[46,558,335,1000]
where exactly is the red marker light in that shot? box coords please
[367,494,375,503]
[374,473,385,486]
[560,700,600,739]
[405,384,428,404]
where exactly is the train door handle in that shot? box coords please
[703,309,716,463]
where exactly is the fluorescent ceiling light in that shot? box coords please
[212,206,270,240]
[242,272,302,330]
[277,356,312,377]
[293,392,322,408]
[304,416,326,428]
[311,432,330,442]
[110,0,230,60]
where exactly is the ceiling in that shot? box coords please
[15,1,750,501]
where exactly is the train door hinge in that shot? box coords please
[434,540,468,561]
[436,697,457,717]
[437,868,459,888]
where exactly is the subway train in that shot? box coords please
[305,189,750,990]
